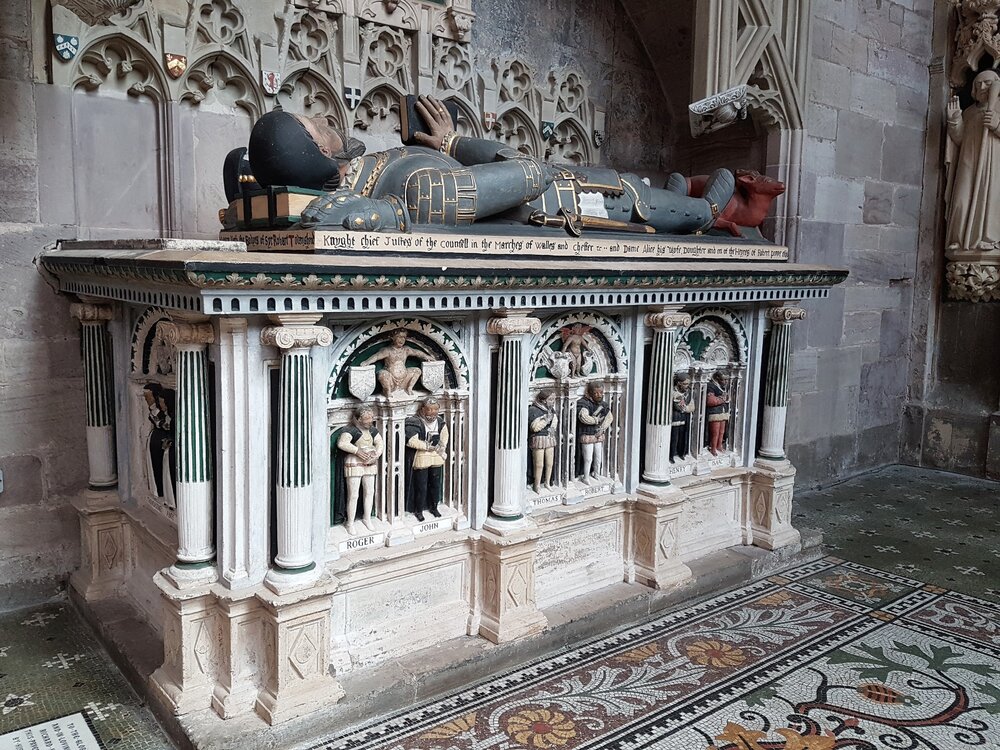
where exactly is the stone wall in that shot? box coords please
[902,1,1000,479]
[782,0,933,484]
[0,0,86,604]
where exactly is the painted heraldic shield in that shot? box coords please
[53,34,80,61]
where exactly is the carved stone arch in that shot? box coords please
[180,51,264,118]
[72,33,169,100]
[357,0,420,32]
[327,317,471,402]
[434,39,476,102]
[495,57,540,116]
[286,8,341,79]
[355,82,404,138]
[191,0,255,64]
[360,22,413,92]
[676,307,749,371]
[552,69,589,118]
[548,116,593,166]
[447,95,484,139]
[105,0,158,47]
[130,307,173,376]
[495,104,542,158]
[278,68,348,128]
[528,311,629,381]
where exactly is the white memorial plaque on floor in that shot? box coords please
[0,713,102,750]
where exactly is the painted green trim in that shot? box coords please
[173,560,215,570]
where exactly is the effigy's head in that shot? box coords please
[300,188,409,233]
[972,70,1000,103]
[248,110,365,190]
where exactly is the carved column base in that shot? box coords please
[254,576,344,726]
[212,592,265,719]
[148,573,220,716]
[69,490,126,602]
[632,486,692,590]
[748,464,799,551]
[264,563,322,596]
[478,532,548,644]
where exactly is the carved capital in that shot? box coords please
[487,316,541,337]
[261,325,334,350]
[158,320,215,348]
[645,311,691,331]
[947,261,1000,302]
[70,303,114,324]
[766,306,807,324]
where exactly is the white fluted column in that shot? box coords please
[261,314,333,593]
[70,303,118,488]
[485,311,541,532]
[159,320,216,583]
[757,306,806,462]
[642,308,691,486]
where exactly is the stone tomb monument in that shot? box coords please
[39,111,847,730]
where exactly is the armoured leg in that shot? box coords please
[664,172,688,195]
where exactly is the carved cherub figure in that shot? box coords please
[361,328,433,396]
[560,324,594,378]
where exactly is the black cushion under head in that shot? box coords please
[248,111,340,190]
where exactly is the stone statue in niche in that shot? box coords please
[360,328,436,397]
[238,97,737,236]
[577,382,613,484]
[335,405,384,535]
[528,388,558,493]
[405,397,448,522]
[149,330,174,376]
[560,324,595,377]
[946,69,1000,252]
[142,382,176,508]
[671,373,694,461]
[706,372,731,456]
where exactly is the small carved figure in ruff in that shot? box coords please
[405,397,449,522]
[706,372,731,456]
[361,328,433,396]
[577,382,613,484]
[336,405,384,535]
[946,70,1000,252]
[560,324,593,377]
[671,374,694,461]
[528,389,558,493]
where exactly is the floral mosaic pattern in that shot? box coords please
[312,557,1000,750]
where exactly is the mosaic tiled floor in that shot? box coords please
[311,557,1000,750]
[795,465,1000,603]
[0,602,172,749]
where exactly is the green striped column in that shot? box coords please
[486,312,540,523]
[159,320,216,566]
[261,316,333,578]
[642,309,691,485]
[758,306,806,461]
[70,303,117,489]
